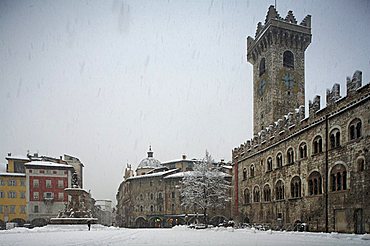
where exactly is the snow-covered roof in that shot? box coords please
[164,170,231,179]
[164,172,187,179]
[25,161,73,168]
[137,157,161,169]
[5,155,29,161]
[161,159,197,165]
[222,165,232,169]
[0,172,26,177]
[126,169,177,181]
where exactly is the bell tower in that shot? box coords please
[247,6,311,134]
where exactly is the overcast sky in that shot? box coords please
[1,0,369,203]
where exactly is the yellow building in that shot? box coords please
[0,172,27,227]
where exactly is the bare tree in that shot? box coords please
[180,151,230,226]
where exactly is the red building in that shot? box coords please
[25,161,73,225]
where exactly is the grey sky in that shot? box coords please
[1,0,369,203]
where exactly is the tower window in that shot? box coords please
[259,58,266,76]
[349,118,362,140]
[283,50,294,69]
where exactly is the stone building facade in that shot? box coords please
[232,6,370,234]
[116,149,232,228]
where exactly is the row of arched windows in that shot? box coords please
[243,164,350,204]
[242,118,363,178]
[259,51,295,77]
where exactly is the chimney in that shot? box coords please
[182,154,187,160]
[7,152,11,157]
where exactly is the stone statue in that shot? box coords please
[72,172,79,187]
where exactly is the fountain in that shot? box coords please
[49,172,97,224]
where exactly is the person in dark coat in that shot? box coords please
[87,220,91,231]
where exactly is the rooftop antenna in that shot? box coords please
[275,0,277,9]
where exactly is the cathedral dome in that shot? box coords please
[137,146,161,169]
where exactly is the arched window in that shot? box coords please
[330,164,347,192]
[283,50,294,68]
[266,157,273,172]
[308,171,322,195]
[357,158,365,172]
[244,188,250,204]
[250,165,255,178]
[313,136,323,154]
[287,148,294,164]
[253,186,260,202]
[263,184,271,202]
[140,206,143,212]
[330,128,341,149]
[349,118,362,140]
[259,58,266,76]
[299,142,307,159]
[150,193,154,200]
[171,204,175,211]
[275,180,285,200]
[276,153,283,168]
[243,168,248,180]
[158,193,163,199]
[150,205,154,212]
[290,176,301,198]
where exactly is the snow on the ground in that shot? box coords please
[0,225,369,246]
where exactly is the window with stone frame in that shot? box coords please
[150,205,154,212]
[349,118,362,140]
[33,179,39,188]
[243,188,250,204]
[290,176,301,198]
[0,191,4,198]
[266,157,273,172]
[308,171,322,196]
[275,180,285,200]
[313,136,323,154]
[150,193,154,200]
[250,165,255,178]
[33,192,39,200]
[299,142,307,159]
[283,50,294,69]
[287,148,294,164]
[57,180,64,188]
[34,205,39,213]
[330,128,341,149]
[263,184,271,202]
[357,158,365,172]
[259,58,266,76]
[8,180,16,186]
[276,153,283,168]
[330,164,347,192]
[253,186,260,202]
[140,206,143,212]
[243,168,248,180]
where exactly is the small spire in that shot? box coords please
[147,145,153,158]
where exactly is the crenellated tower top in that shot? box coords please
[247,5,312,134]
[247,5,311,64]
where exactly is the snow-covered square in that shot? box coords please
[0,225,369,246]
